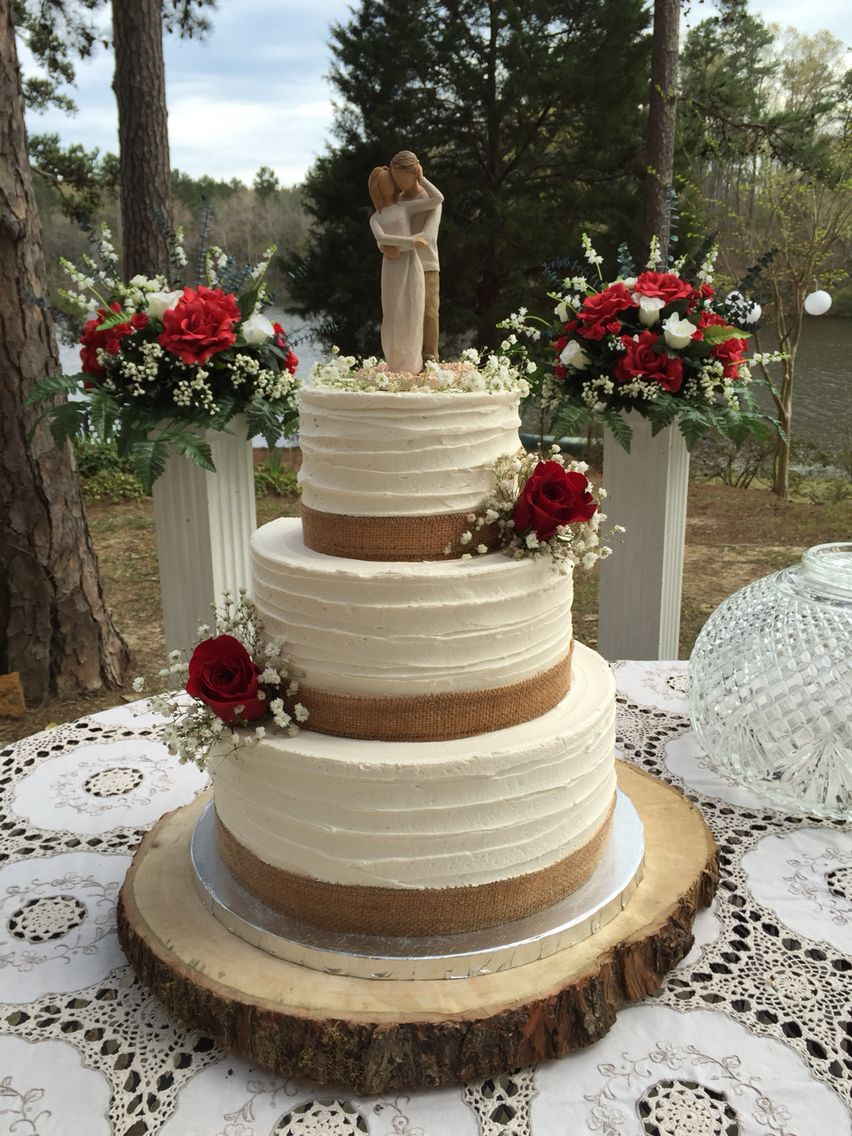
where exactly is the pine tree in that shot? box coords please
[287,0,650,353]
[1,2,129,700]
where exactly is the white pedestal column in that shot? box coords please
[152,421,257,656]
[597,416,689,661]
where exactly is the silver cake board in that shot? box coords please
[189,790,645,981]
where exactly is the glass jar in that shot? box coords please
[688,542,852,818]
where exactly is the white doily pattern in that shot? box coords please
[533,1005,850,1134]
[742,829,852,953]
[0,671,849,1135]
[11,736,208,831]
[0,1034,112,1135]
[0,851,128,1000]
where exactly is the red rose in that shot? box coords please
[576,282,635,340]
[273,322,299,375]
[185,634,267,723]
[689,309,721,341]
[513,461,597,541]
[712,334,748,379]
[79,302,148,377]
[158,286,240,365]
[614,330,684,393]
[633,271,693,306]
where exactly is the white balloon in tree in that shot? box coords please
[804,290,832,316]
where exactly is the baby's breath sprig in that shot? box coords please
[309,349,530,396]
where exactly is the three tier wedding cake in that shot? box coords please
[208,364,617,938]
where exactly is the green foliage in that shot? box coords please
[14,1,218,108]
[676,6,851,495]
[171,169,246,212]
[254,457,299,498]
[253,166,281,199]
[27,376,267,494]
[80,468,146,502]
[285,0,651,354]
[29,134,118,225]
[690,432,775,488]
[72,437,147,501]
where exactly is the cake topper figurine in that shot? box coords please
[368,151,443,373]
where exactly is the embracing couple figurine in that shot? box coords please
[368,151,443,374]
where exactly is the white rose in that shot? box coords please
[634,294,666,326]
[241,311,275,344]
[559,339,591,370]
[146,290,183,320]
[555,300,569,323]
[662,313,698,350]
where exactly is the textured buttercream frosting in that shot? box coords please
[297,387,522,517]
[211,642,616,890]
[253,518,573,697]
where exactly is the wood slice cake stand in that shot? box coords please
[117,762,718,1094]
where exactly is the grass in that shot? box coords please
[2,474,849,747]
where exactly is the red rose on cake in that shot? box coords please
[158,285,241,365]
[615,330,684,392]
[514,461,597,541]
[79,302,149,377]
[575,281,635,340]
[186,634,267,723]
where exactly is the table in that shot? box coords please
[0,662,849,1135]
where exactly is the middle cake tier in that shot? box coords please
[253,517,574,741]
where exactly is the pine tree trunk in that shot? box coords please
[112,0,173,278]
[644,0,680,259]
[0,6,130,702]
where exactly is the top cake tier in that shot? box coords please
[298,387,522,560]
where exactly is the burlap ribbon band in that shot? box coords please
[299,645,573,742]
[301,503,499,561]
[214,794,616,936]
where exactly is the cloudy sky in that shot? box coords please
[19,0,852,188]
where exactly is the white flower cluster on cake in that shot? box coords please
[308,346,531,395]
[134,591,307,771]
[451,447,623,573]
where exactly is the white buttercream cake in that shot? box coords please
[210,382,617,936]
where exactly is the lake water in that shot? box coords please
[753,316,850,450]
[58,310,850,449]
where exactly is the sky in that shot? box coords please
[19,0,852,189]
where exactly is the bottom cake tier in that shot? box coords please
[210,642,616,935]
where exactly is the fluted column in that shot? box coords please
[152,421,256,655]
[597,417,689,661]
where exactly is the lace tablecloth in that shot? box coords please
[0,661,849,1136]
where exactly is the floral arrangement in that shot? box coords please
[310,346,533,395]
[134,591,307,770]
[500,235,780,451]
[30,225,300,489]
[451,446,622,573]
